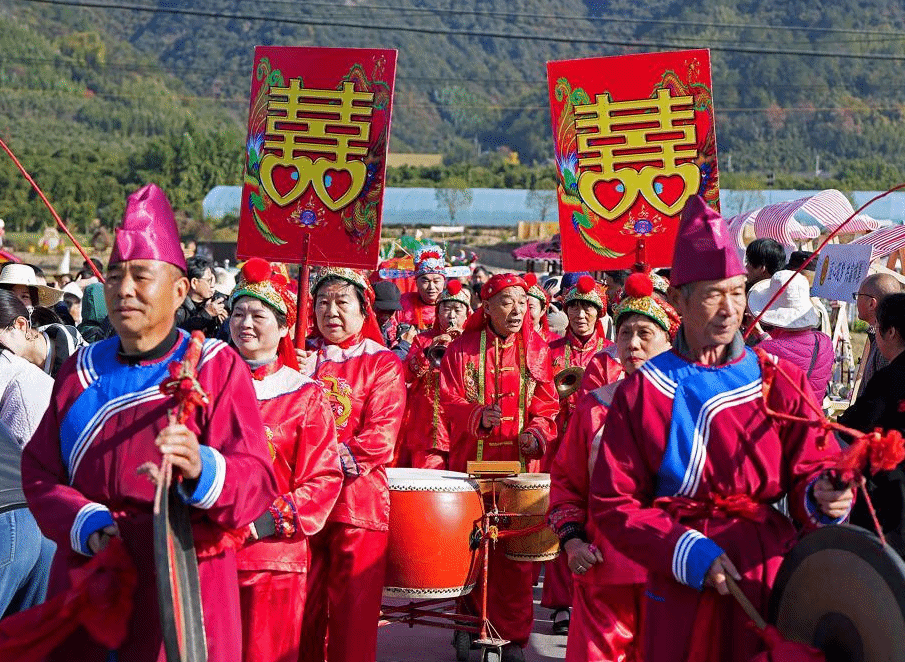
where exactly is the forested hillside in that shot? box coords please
[1,0,905,229]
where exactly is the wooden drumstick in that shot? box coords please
[724,575,767,631]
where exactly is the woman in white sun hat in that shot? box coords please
[0,263,63,311]
[747,269,834,400]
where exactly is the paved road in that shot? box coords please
[377,575,567,662]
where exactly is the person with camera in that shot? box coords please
[175,255,228,338]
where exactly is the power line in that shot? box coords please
[244,0,905,39]
[15,0,905,61]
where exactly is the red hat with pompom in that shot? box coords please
[562,274,607,311]
[613,271,679,338]
[523,272,550,306]
[230,258,297,329]
[438,278,471,307]
[230,257,300,369]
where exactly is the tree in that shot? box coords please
[525,177,557,221]
[435,177,473,224]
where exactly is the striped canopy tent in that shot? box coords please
[850,224,905,262]
[725,189,886,258]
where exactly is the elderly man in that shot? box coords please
[440,273,558,662]
[588,196,853,662]
[852,272,903,398]
[398,245,447,331]
[21,184,278,662]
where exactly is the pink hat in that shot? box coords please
[670,196,745,287]
[109,184,187,272]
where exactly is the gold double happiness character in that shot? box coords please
[259,80,375,211]
[574,88,700,220]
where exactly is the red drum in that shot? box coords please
[498,473,560,562]
[384,468,484,599]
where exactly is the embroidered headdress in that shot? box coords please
[438,279,471,308]
[414,246,447,278]
[562,275,607,311]
[230,258,299,368]
[613,272,680,338]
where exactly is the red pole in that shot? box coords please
[295,232,311,348]
[633,237,648,273]
[0,136,104,282]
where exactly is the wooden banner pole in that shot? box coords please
[295,232,311,348]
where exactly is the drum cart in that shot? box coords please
[379,464,554,662]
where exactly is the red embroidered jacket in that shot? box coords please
[237,360,342,573]
[311,334,406,531]
[439,324,558,473]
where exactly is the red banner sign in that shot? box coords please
[237,46,397,268]
[546,49,719,270]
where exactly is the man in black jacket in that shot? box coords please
[840,292,905,552]
[175,256,227,338]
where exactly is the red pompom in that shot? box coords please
[577,275,596,294]
[624,272,654,298]
[447,279,463,295]
[870,429,905,471]
[241,257,272,284]
[272,273,289,288]
[523,273,538,288]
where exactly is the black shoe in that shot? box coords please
[501,643,525,662]
[551,608,570,636]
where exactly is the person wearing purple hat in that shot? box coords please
[588,196,853,662]
[21,184,278,662]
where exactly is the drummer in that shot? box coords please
[298,267,406,662]
[398,278,471,470]
[548,270,674,662]
[543,275,614,633]
[440,272,558,662]
[588,196,854,662]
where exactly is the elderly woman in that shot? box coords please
[398,279,471,470]
[549,271,674,661]
[549,275,613,454]
[747,269,833,401]
[298,267,406,662]
[228,259,343,662]
[0,290,85,377]
[542,275,615,632]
